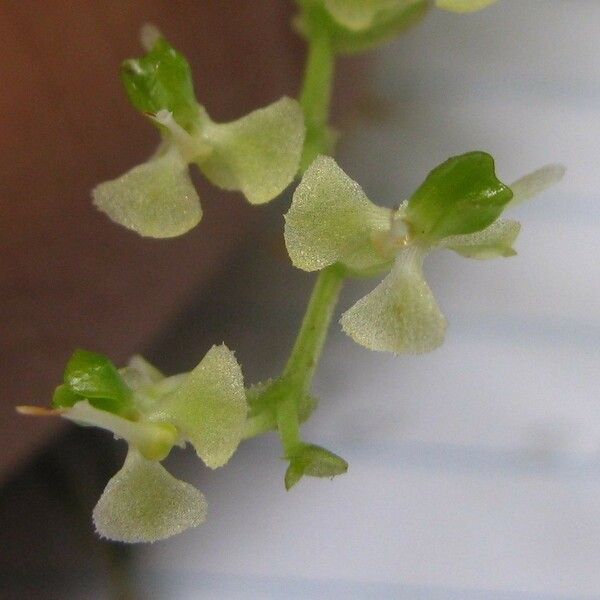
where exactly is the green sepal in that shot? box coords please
[406,151,513,242]
[285,443,348,490]
[52,384,81,409]
[297,1,429,54]
[121,35,200,132]
[61,350,133,416]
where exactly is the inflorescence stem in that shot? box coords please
[246,17,341,456]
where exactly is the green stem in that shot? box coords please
[245,11,342,458]
[299,8,335,171]
[282,265,345,393]
[275,265,345,454]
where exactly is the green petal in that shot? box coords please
[64,350,130,401]
[340,248,447,354]
[151,345,247,469]
[199,97,305,205]
[93,449,206,543]
[436,0,498,13]
[406,151,513,242]
[439,219,521,259]
[121,32,200,132]
[284,156,390,272]
[92,147,201,238]
[324,0,415,30]
[508,164,566,208]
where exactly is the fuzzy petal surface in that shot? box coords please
[93,449,206,543]
[200,97,304,205]
[92,148,201,238]
[341,248,446,354]
[285,156,390,272]
[151,345,247,469]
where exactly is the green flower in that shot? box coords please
[284,154,564,354]
[19,346,247,542]
[295,0,498,54]
[93,29,304,238]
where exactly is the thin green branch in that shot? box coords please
[299,7,335,171]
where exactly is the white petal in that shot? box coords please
[341,248,446,354]
[93,449,206,543]
[439,219,521,259]
[509,164,566,207]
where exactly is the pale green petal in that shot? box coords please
[151,345,247,469]
[508,164,566,208]
[119,357,188,415]
[439,219,521,259]
[324,0,415,30]
[284,156,390,272]
[63,401,177,461]
[436,0,498,12]
[341,248,446,354]
[93,449,206,543]
[92,147,201,238]
[120,355,165,391]
[199,97,304,205]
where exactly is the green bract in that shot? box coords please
[93,32,304,238]
[285,443,348,490]
[285,155,563,354]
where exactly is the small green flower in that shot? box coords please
[93,28,305,238]
[295,0,498,54]
[296,0,430,54]
[18,345,247,542]
[285,155,564,354]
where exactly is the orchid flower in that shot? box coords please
[295,0,498,55]
[18,346,247,542]
[284,154,564,354]
[93,27,304,238]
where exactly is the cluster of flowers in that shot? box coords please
[19,0,564,543]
